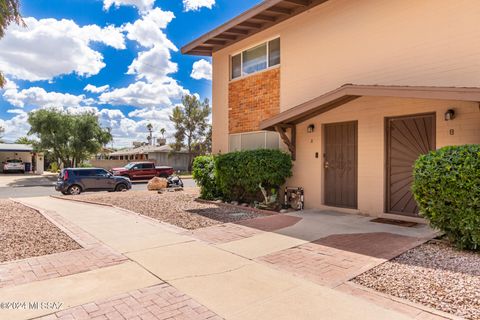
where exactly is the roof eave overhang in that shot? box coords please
[181,0,329,56]
[260,84,480,130]
[0,149,33,152]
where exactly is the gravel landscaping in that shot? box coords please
[353,241,480,320]
[63,189,262,229]
[0,200,81,263]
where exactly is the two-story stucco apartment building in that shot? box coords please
[182,0,480,220]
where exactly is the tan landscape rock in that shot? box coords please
[147,177,168,191]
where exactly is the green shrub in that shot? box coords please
[413,144,480,250]
[48,162,59,173]
[77,162,93,168]
[215,149,292,202]
[192,155,221,200]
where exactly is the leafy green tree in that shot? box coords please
[170,95,211,167]
[0,0,25,88]
[203,125,212,154]
[28,109,112,167]
[69,113,112,166]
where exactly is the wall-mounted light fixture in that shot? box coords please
[307,124,315,133]
[444,109,455,121]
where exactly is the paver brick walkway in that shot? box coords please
[235,214,302,232]
[5,197,439,320]
[38,283,222,320]
[186,223,262,244]
[0,246,126,288]
[259,232,426,287]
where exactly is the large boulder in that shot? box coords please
[147,177,168,191]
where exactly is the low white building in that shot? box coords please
[0,144,44,174]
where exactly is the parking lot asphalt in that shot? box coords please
[0,174,196,198]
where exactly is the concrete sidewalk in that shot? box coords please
[6,196,419,320]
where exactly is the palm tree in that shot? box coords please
[160,128,166,138]
[0,0,25,88]
[15,136,34,145]
[146,123,153,145]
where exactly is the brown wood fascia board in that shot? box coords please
[344,85,480,102]
[259,84,480,130]
[181,0,329,56]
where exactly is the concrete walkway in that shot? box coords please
[4,197,430,320]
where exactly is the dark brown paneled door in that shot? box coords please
[324,121,358,209]
[386,114,436,216]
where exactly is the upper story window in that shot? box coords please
[231,38,280,80]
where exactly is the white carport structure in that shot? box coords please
[0,144,44,174]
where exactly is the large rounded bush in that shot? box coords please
[192,155,221,200]
[215,149,292,201]
[413,145,480,250]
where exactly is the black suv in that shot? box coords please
[56,168,132,195]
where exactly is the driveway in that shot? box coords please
[0,196,449,320]
[0,173,196,198]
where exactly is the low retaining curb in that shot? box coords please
[50,195,188,233]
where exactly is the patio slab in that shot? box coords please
[276,210,437,242]
[0,262,161,320]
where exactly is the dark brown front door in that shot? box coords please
[324,121,358,209]
[386,114,436,216]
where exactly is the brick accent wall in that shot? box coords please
[228,68,280,134]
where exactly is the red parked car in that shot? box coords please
[112,162,174,180]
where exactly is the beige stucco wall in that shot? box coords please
[288,96,480,215]
[212,0,480,153]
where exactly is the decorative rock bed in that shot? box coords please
[62,189,265,230]
[353,241,480,320]
[0,200,81,263]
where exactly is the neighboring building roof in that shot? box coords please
[182,0,328,56]
[109,145,188,156]
[260,84,480,130]
[0,143,34,152]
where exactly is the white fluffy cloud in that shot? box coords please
[0,17,125,82]
[191,59,212,80]
[0,110,30,141]
[103,0,155,13]
[124,8,175,48]
[102,7,189,109]
[183,0,215,11]
[99,79,188,108]
[0,3,205,146]
[84,84,110,94]
[127,45,178,82]
[123,8,177,82]
[3,84,86,109]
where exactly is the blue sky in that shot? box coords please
[0,0,260,146]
